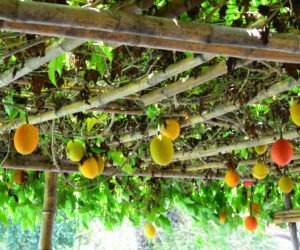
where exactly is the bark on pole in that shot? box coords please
[0,0,299,54]
[39,172,58,250]
[1,21,298,63]
[284,193,299,250]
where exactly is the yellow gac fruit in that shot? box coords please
[278,176,293,194]
[290,100,300,126]
[14,124,39,155]
[66,139,85,162]
[252,163,268,180]
[97,155,105,176]
[161,119,180,141]
[247,202,261,217]
[253,145,268,155]
[150,135,174,166]
[219,211,226,223]
[144,223,156,239]
[13,169,29,185]
[79,156,99,179]
[225,169,240,187]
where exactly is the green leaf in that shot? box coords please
[48,54,66,87]
[156,215,172,231]
[0,210,8,225]
[146,104,160,119]
[241,148,248,159]
[86,117,98,132]
[122,163,133,175]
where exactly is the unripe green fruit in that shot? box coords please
[66,140,85,162]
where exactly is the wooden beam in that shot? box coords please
[1,21,299,63]
[0,1,299,54]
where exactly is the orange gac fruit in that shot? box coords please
[245,216,258,231]
[14,124,39,155]
[144,223,156,239]
[247,202,261,217]
[13,169,29,185]
[219,211,226,223]
[161,119,180,141]
[225,169,240,187]
[290,100,300,126]
[79,156,99,179]
[270,139,293,166]
[253,144,268,155]
[278,176,293,194]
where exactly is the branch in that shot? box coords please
[0,54,208,132]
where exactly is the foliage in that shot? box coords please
[0,213,77,250]
[0,0,299,246]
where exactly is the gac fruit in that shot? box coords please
[144,223,156,239]
[270,139,293,166]
[66,139,85,162]
[225,169,240,187]
[161,119,180,141]
[79,156,99,179]
[150,135,174,166]
[245,216,258,231]
[14,124,39,155]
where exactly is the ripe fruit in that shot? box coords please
[79,156,99,179]
[66,139,85,162]
[14,124,39,155]
[270,139,293,166]
[219,211,226,223]
[97,155,105,175]
[13,169,29,185]
[248,202,261,217]
[290,100,300,126]
[144,223,156,239]
[243,181,254,187]
[150,135,174,166]
[225,169,240,187]
[245,216,258,231]
[254,144,268,155]
[278,176,293,193]
[252,163,268,180]
[161,119,180,141]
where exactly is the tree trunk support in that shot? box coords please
[38,172,58,250]
[284,193,299,250]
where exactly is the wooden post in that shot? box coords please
[38,172,58,250]
[284,193,299,250]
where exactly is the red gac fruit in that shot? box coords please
[270,139,293,167]
[243,181,254,187]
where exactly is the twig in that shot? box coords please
[0,140,10,167]
[259,61,282,76]
[0,37,48,60]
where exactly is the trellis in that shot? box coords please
[0,1,299,249]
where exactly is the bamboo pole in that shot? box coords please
[38,172,58,250]
[283,194,299,250]
[274,209,300,217]
[273,217,300,224]
[0,1,299,54]
[0,38,85,87]
[112,77,300,145]
[0,54,210,132]
[141,59,252,106]
[1,21,299,63]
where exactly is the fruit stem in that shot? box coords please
[25,112,29,124]
[279,129,283,139]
